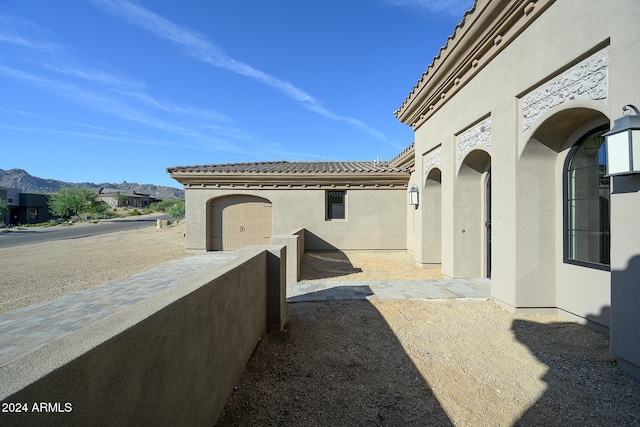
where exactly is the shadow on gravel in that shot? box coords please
[286,285,374,302]
[217,298,453,426]
[299,251,363,281]
[219,294,640,425]
[512,317,640,426]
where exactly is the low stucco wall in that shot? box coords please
[270,228,305,284]
[0,248,284,426]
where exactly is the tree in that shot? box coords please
[48,187,98,218]
[148,199,185,219]
[0,198,8,224]
[165,199,185,219]
[114,192,129,207]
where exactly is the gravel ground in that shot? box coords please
[218,300,640,426]
[299,250,443,282]
[1,224,639,425]
[219,251,640,426]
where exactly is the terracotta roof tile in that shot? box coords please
[167,161,409,175]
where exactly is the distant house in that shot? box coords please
[0,187,53,225]
[97,188,161,209]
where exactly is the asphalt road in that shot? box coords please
[0,214,172,248]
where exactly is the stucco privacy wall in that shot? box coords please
[271,228,305,284]
[396,0,640,330]
[0,247,287,426]
[184,187,407,251]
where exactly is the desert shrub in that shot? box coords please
[165,200,185,219]
[147,199,185,219]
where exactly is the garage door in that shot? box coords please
[210,196,272,250]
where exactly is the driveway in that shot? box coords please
[0,213,171,248]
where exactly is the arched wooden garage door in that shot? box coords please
[210,195,272,250]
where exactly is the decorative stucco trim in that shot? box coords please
[457,117,492,159]
[183,182,408,190]
[521,51,608,132]
[423,146,442,173]
[171,171,410,189]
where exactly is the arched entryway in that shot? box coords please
[454,149,491,278]
[516,106,609,309]
[209,195,272,250]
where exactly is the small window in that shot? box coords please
[28,208,38,221]
[327,190,345,220]
[565,126,610,269]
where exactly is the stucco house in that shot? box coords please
[167,155,412,252]
[0,187,53,225]
[97,188,159,209]
[169,0,640,380]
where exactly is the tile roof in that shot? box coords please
[389,143,415,169]
[167,161,409,175]
[394,1,478,121]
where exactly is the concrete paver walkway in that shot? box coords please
[287,278,490,302]
[0,252,236,367]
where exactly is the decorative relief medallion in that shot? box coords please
[424,146,442,173]
[522,52,608,132]
[456,117,492,159]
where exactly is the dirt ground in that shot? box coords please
[299,250,443,282]
[218,251,640,426]
[0,218,191,313]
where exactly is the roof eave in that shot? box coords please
[395,0,556,129]
[168,171,410,188]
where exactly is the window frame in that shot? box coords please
[326,190,346,221]
[562,124,610,271]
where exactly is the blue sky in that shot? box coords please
[0,0,473,189]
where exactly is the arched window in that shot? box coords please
[565,126,610,269]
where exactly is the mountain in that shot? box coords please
[0,169,184,200]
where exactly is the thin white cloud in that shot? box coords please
[0,14,67,55]
[0,63,252,153]
[0,12,231,127]
[94,0,401,148]
[385,0,474,16]
[43,62,146,92]
[0,122,177,148]
[0,107,59,122]
[0,9,391,163]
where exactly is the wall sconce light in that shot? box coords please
[604,105,640,176]
[408,185,419,208]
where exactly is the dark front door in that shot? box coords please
[485,173,492,278]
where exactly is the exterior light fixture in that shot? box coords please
[408,185,419,208]
[604,105,640,176]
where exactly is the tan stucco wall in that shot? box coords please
[404,0,640,328]
[1,248,284,426]
[185,187,407,251]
